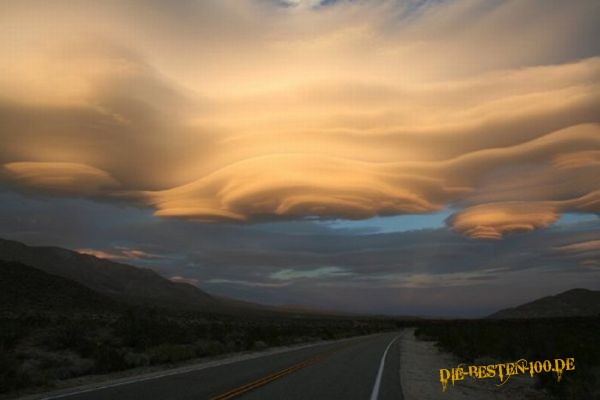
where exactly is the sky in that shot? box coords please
[0,0,599,317]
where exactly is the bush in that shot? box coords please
[0,351,30,393]
[0,318,27,350]
[91,346,128,373]
[253,340,268,350]
[147,344,196,364]
[123,351,150,368]
[37,323,92,354]
[193,339,225,357]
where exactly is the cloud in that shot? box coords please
[169,276,199,286]
[3,162,118,196]
[447,202,560,240]
[279,0,324,8]
[270,266,353,280]
[207,279,290,288]
[552,238,600,270]
[76,247,161,261]
[0,0,598,238]
[449,190,600,239]
[76,248,122,260]
[555,239,600,253]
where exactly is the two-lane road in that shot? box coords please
[38,332,404,400]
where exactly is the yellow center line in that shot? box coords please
[208,342,355,400]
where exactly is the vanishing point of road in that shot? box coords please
[37,332,404,400]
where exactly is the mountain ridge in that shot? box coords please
[0,259,120,313]
[0,237,363,317]
[488,288,600,319]
[0,238,250,314]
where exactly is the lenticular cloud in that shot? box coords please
[0,0,598,238]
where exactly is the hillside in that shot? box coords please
[0,238,409,318]
[0,260,120,313]
[488,288,600,319]
[0,241,407,397]
[0,238,228,312]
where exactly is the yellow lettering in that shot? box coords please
[468,365,478,377]
[565,358,575,371]
[440,369,450,392]
[478,365,488,378]
[554,359,566,382]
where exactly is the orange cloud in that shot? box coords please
[76,247,159,261]
[448,203,560,240]
[553,151,600,170]
[449,191,599,239]
[169,276,200,286]
[76,248,122,260]
[0,0,598,238]
[3,162,118,195]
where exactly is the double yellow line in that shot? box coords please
[209,343,351,400]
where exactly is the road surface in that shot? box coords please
[37,332,404,400]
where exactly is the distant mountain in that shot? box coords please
[0,260,120,313]
[0,238,395,318]
[0,238,233,312]
[488,288,600,319]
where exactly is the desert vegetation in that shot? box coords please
[415,317,600,400]
[0,306,406,397]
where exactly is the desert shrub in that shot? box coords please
[253,340,268,350]
[0,351,30,393]
[18,349,95,381]
[208,321,230,341]
[123,351,150,368]
[91,346,128,373]
[193,339,225,357]
[113,309,192,349]
[37,323,92,353]
[0,318,28,350]
[146,344,196,364]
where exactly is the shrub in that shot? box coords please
[0,352,30,393]
[253,340,268,350]
[146,344,196,364]
[193,339,225,357]
[123,351,150,368]
[91,346,128,373]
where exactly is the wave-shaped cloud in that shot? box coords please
[448,191,599,240]
[3,162,118,195]
[0,0,598,238]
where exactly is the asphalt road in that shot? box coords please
[40,332,404,400]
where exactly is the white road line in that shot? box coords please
[369,334,401,400]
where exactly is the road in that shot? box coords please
[40,332,404,400]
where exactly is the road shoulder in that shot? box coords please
[398,328,546,400]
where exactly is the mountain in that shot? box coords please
[0,238,388,318]
[488,288,600,319]
[0,260,120,313]
[0,238,231,312]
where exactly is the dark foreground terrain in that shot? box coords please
[1,238,598,400]
[0,288,406,398]
[0,239,413,398]
[416,317,600,400]
[0,261,408,398]
[8,332,403,400]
